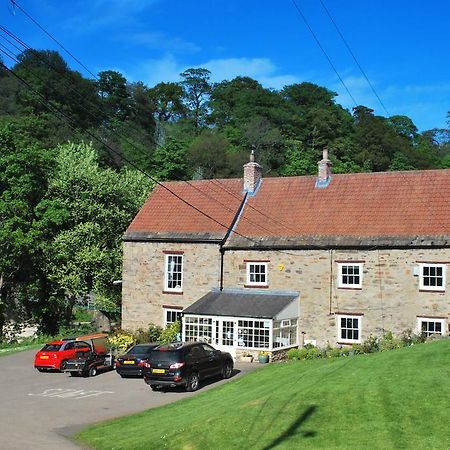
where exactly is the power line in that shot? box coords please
[0,24,156,152]
[12,0,98,80]
[318,0,390,116]
[0,54,302,253]
[0,22,308,242]
[290,0,358,107]
[211,179,302,236]
[0,29,285,240]
[6,5,446,246]
[3,2,362,243]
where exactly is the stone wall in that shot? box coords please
[122,241,221,331]
[223,248,450,347]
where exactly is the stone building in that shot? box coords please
[122,151,450,357]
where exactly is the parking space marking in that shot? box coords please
[28,388,114,400]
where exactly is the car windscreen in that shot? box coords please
[41,344,62,351]
[149,350,181,364]
[127,345,154,355]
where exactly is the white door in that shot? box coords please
[212,319,237,358]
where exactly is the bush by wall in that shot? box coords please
[287,330,436,361]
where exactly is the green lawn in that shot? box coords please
[0,343,41,357]
[77,340,450,450]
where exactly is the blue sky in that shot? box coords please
[1,0,449,131]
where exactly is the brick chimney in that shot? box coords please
[316,148,332,188]
[243,150,262,194]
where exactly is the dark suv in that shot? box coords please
[143,342,234,392]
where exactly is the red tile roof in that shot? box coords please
[126,179,244,240]
[125,169,450,247]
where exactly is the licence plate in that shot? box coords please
[152,368,165,374]
[124,360,134,365]
[40,356,49,359]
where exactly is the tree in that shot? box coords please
[148,82,186,147]
[351,106,411,172]
[282,82,336,108]
[180,68,211,128]
[151,138,189,181]
[97,70,131,123]
[14,49,101,130]
[188,130,231,179]
[279,139,317,176]
[36,142,151,324]
[0,124,52,337]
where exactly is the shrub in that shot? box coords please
[287,348,301,360]
[133,324,163,344]
[361,335,380,353]
[287,348,309,360]
[400,328,426,346]
[158,321,181,344]
[108,329,135,352]
[305,347,320,359]
[379,331,402,352]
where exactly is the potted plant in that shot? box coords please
[258,351,270,364]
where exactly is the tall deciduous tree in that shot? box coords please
[180,68,211,128]
[36,142,151,323]
[0,124,52,337]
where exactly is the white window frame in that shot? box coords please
[417,317,446,336]
[419,264,446,292]
[337,315,362,344]
[163,308,182,327]
[164,254,183,292]
[246,262,268,286]
[337,263,363,289]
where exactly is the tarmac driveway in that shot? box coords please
[0,349,258,450]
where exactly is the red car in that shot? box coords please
[34,333,107,372]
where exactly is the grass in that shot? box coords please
[76,339,450,450]
[0,343,42,357]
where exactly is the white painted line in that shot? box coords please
[28,388,114,400]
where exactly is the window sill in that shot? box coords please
[337,286,362,290]
[244,284,269,289]
[337,341,360,345]
[419,289,445,293]
[162,290,183,295]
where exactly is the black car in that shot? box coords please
[116,344,158,377]
[143,342,234,392]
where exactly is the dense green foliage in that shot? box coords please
[0,48,449,338]
[77,339,450,449]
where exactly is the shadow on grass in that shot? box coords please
[262,405,317,450]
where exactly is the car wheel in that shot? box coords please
[186,372,200,392]
[60,361,67,371]
[37,368,45,373]
[222,361,233,379]
[88,366,97,377]
[150,385,160,391]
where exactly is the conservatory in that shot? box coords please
[182,289,299,356]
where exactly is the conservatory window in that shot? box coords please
[237,319,270,349]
